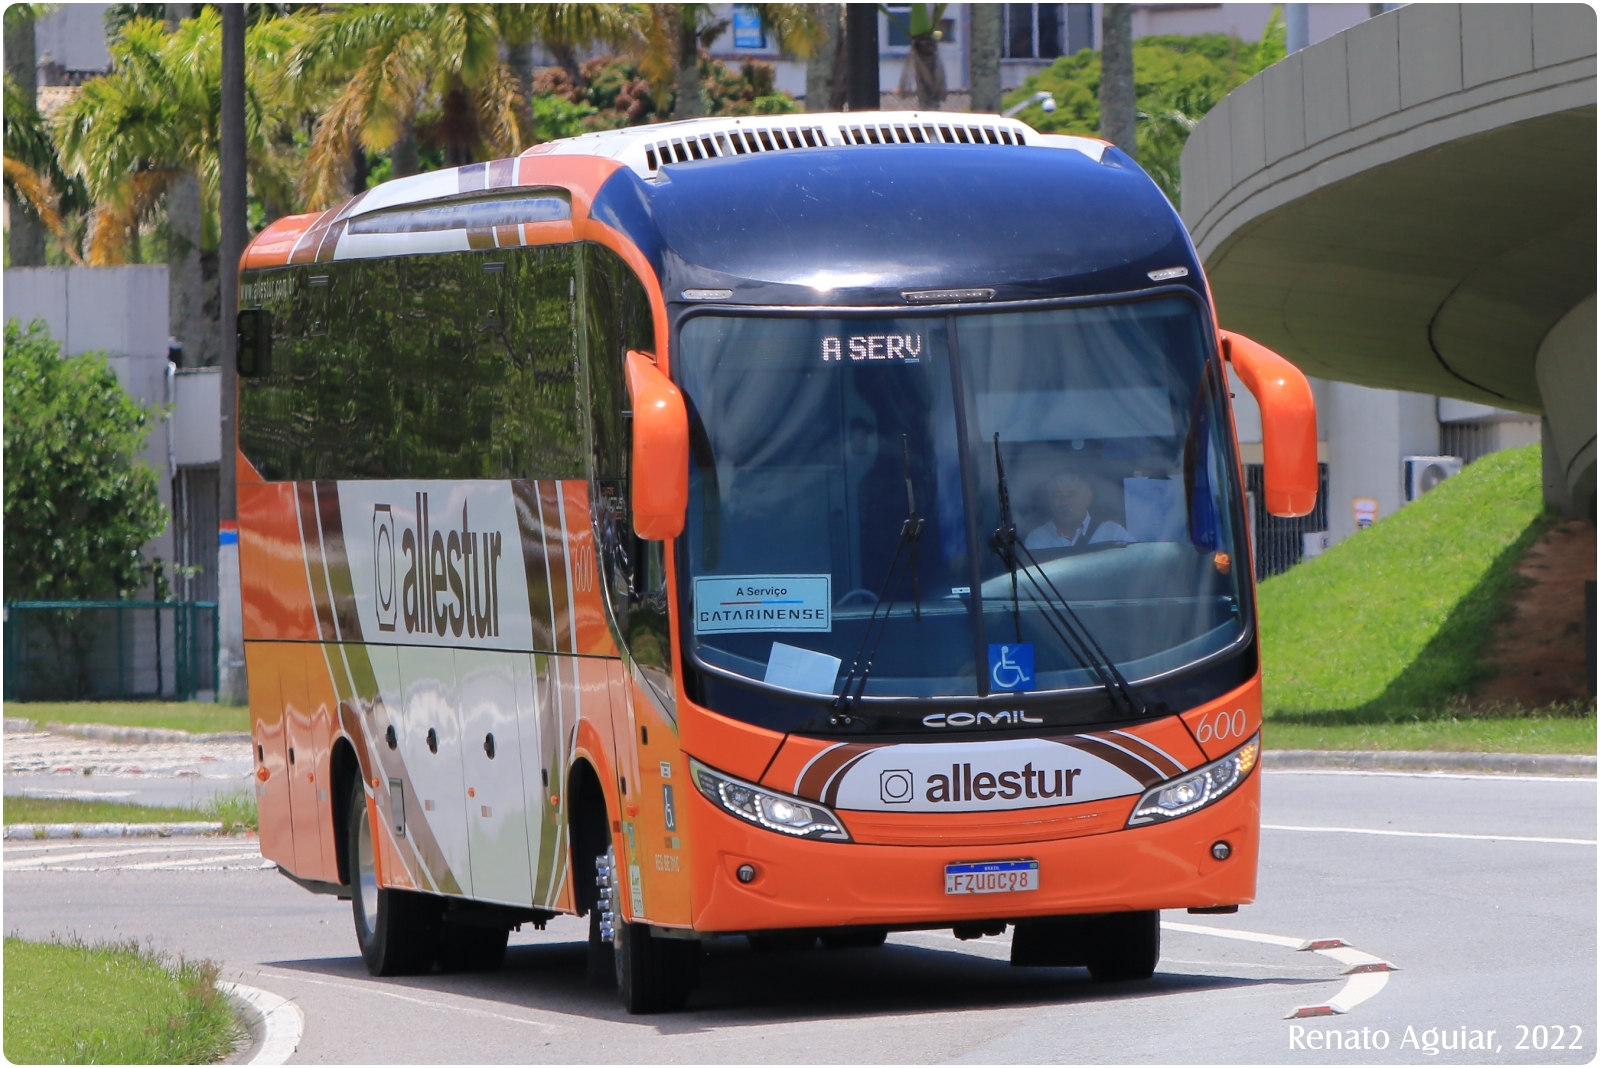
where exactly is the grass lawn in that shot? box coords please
[3,793,258,834]
[1264,714,1596,755]
[3,936,240,1064]
[1256,444,1595,751]
[3,700,248,734]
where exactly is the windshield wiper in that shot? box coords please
[988,434,1146,717]
[832,436,924,725]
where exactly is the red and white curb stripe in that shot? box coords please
[219,983,304,1065]
[1162,922,1397,1019]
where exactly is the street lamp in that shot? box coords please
[1003,91,1057,118]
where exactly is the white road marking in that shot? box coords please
[257,971,561,1032]
[120,852,265,870]
[4,844,251,870]
[1161,921,1303,949]
[1265,769,1597,783]
[1163,921,1393,1018]
[1264,823,1596,846]
[219,983,304,1065]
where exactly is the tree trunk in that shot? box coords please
[350,142,369,195]
[806,4,840,112]
[909,34,946,109]
[844,4,879,111]
[829,13,850,111]
[1098,4,1137,160]
[391,124,420,178]
[968,3,1001,113]
[5,6,45,266]
[166,171,206,367]
[549,43,585,89]
[504,37,535,144]
[672,11,704,119]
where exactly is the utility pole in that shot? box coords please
[845,4,879,111]
[1287,4,1310,53]
[1098,4,1136,160]
[218,3,248,703]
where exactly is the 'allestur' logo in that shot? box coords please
[375,493,504,639]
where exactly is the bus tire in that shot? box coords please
[348,779,442,976]
[819,927,888,949]
[586,904,617,987]
[437,920,509,973]
[616,922,698,1014]
[1084,910,1160,981]
[747,930,818,952]
[1009,918,1087,967]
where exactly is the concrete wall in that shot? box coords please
[1535,294,1598,520]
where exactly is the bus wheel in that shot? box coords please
[819,927,887,949]
[747,930,818,952]
[600,845,697,1013]
[348,779,442,976]
[437,920,509,973]
[1084,910,1160,982]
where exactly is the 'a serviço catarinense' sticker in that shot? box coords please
[693,575,832,634]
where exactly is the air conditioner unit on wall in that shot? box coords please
[1404,456,1463,502]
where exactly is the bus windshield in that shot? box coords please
[676,296,1248,704]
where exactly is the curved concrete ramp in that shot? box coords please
[1181,4,1595,519]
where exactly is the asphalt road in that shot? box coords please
[4,769,1593,1064]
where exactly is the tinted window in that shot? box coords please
[239,246,584,481]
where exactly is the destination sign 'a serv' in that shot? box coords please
[693,575,832,634]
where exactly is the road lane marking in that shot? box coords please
[1163,921,1392,1018]
[1265,769,1596,783]
[1264,823,1596,845]
[121,852,265,870]
[256,971,560,1032]
[219,983,304,1065]
[4,844,253,870]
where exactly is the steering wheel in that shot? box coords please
[837,588,879,606]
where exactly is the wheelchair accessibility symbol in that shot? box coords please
[988,643,1035,692]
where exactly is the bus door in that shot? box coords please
[277,648,330,880]
[456,649,535,906]
[398,646,473,896]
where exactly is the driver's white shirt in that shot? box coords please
[1023,512,1131,550]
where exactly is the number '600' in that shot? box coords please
[1195,708,1247,744]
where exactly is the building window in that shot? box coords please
[1003,4,1094,60]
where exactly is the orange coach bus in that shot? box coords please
[234,112,1317,1013]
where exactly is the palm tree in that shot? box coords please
[1099,3,1136,158]
[3,75,86,264]
[4,3,49,264]
[884,3,949,110]
[653,4,818,120]
[53,8,305,368]
[967,4,1001,113]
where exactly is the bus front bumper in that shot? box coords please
[687,770,1259,933]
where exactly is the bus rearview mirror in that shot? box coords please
[237,308,272,377]
[1222,330,1318,518]
[626,350,689,540]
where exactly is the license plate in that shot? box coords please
[944,859,1039,895]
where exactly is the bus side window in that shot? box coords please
[583,246,670,699]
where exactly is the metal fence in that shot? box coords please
[3,601,219,702]
[1245,463,1331,581]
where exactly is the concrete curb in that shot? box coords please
[1265,749,1597,777]
[3,821,225,839]
[218,983,304,1066]
[3,718,250,744]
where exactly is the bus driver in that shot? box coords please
[1023,472,1130,550]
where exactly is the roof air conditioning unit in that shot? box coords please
[1404,455,1463,501]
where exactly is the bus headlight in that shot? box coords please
[1126,733,1259,826]
[689,758,851,841]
